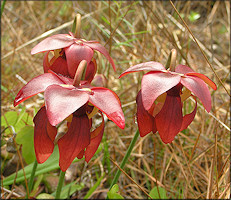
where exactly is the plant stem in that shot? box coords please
[169,49,177,72]
[55,170,66,199]
[28,160,38,194]
[74,14,81,38]
[109,129,140,190]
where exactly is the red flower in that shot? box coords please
[119,62,216,144]
[31,32,116,78]
[14,68,124,171]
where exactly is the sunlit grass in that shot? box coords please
[1,1,230,199]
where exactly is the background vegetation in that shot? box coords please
[1,1,230,199]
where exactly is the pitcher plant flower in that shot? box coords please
[119,61,216,144]
[14,60,125,171]
[31,31,115,79]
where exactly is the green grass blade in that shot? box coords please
[83,173,105,199]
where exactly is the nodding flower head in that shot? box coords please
[119,61,216,144]
[31,32,116,79]
[14,65,124,171]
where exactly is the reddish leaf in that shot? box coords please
[175,64,195,74]
[64,44,94,78]
[89,87,125,129]
[58,115,90,171]
[33,107,56,163]
[85,112,105,162]
[44,85,89,126]
[14,73,65,107]
[136,90,154,137]
[119,61,165,78]
[31,34,74,54]
[155,95,183,144]
[180,99,197,131]
[180,76,211,112]
[84,42,116,71]
[186,72,217,90]
[141,71,181,110]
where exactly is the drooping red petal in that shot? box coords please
[46,121,57,141]
[43,51,50,73]
[85,60,97,83]
[44,85,89,126]
[31,34,74,54]
[155,95,183,144]
[49,56,69,76]
[14,73,66,107]
[175,64,195,74]
[77,150,85,159]
[152,120,157,134]
[136,90,155,137]
[185,73,217,90]
[141,71,181,110]
[64,43,94,78]
[58,115,90,171]
[180,76,212,112]
[89,87,125,129]
[180,98,197,132]
[85,112,105,162]
[119,61,165,78]
[84,42,116,71]
[33,107,57,163]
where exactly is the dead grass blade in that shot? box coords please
[169,0,230,96]
[109,157,153,199]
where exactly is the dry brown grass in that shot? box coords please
[1,1,230,199]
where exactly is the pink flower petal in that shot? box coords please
[186,73,217,90]
[14,73,66,107]
[119,61,165,78]
[31,34,74,54]
[136,90,155,137]
[180,99,197,131]
[155,95,183,144]
[84,42,116,71]
[58,115,90,171]
[64,44,94,78]
[89,87,125,129]
[47,70,73,85]
[91,74,107,87]
[85,112,105,162]
[44,85,89,126]
[49,56,69,77]
[180,76,212,112]
[175,64,195,74]
[33,107,57,163]
[141,71,181,110]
